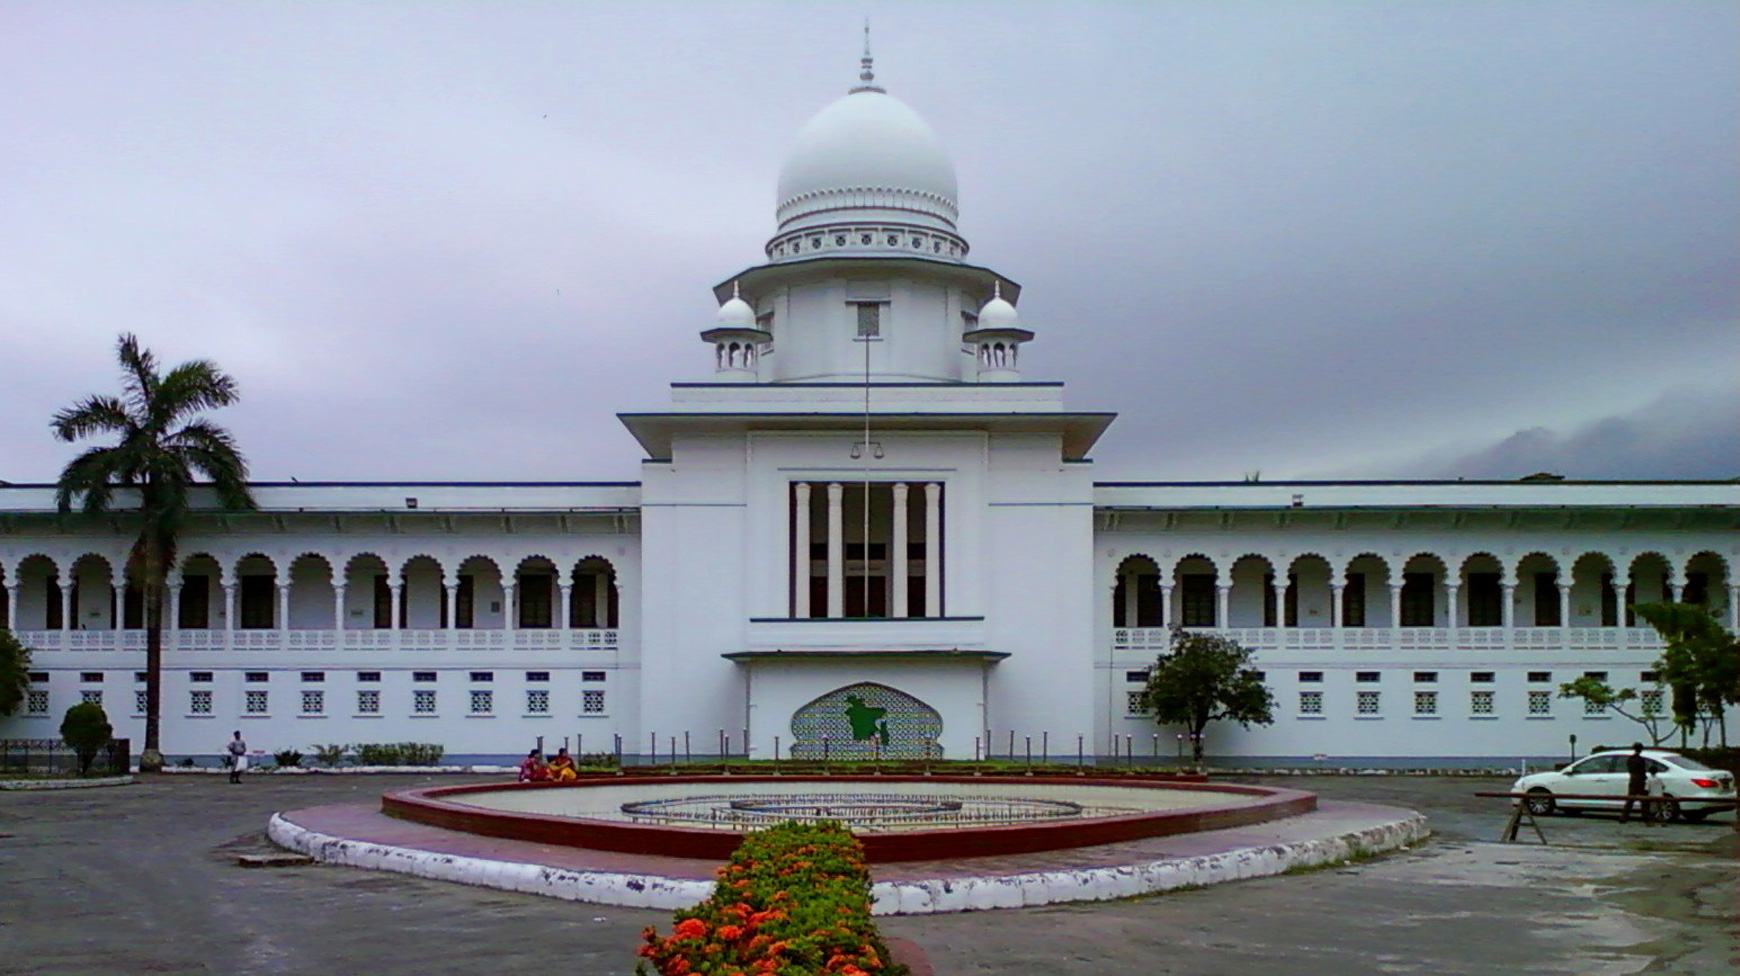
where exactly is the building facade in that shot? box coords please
[3,62,1735,763]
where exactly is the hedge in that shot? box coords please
[637,821,906,976]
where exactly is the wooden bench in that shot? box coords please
[1473,792,1673,843]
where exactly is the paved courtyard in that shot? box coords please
[1,773,1733,975]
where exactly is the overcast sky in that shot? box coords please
[2,2,1735,486]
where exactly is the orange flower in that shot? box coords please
[718,925,744,941]
[673,918,708,940]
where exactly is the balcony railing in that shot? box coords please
[14,628,620,654]
[1112,625,1663,657]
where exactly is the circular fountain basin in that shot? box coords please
[383,774,1316,862]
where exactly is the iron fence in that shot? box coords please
[0,738,131,777]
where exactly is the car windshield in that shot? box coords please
[1660,754,1715,771]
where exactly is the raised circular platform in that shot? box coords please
[380,774,1316,862]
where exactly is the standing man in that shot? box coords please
[1619,742,1650,823]
[227,730,248,784]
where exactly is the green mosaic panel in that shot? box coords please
[789,682,943,759]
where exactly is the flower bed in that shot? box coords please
[637,821,907,976]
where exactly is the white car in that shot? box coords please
[1512,749,1737,822]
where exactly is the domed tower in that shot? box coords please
[699,44,1032,384]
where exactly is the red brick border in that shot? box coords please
[381,775,1316,863]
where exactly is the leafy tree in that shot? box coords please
[1632,601,1739,749]
[0,629,32,717]
[59,701,113,776]
[1136,629,1275,765]
[52,334,255,772]
[1556,674,1672,746]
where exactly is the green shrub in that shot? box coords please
[310,743,349,767]
[273,748,303,768]
[637,821,906,976]
[59,701,113,776]
[353,742,445,766]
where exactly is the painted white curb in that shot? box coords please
[269,809,1429,915]
[0,775,137,791]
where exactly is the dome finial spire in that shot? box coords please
[851,19,883,93]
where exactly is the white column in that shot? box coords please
[1271,583,1288,629]
[222,582,237,632]
[59,575,73,631]
[558,583,573,631]
[1444,584,1460,629]
[1215,585,1230,630]
[331,584,346,651]
[890,483,909,618]
[166,584,181,637]
[277,581,291,635]
[444,581,458,629]
[1558,582,1571,629]
[6,584,19,631]
[388,583,403,631]
[827,483,845,618]
[1388,584,1402,629]
[1330,584,1344,628]
[115,577,128,630]
[924,482,942,617]
[794,482,812,618]
[504,582,518,636]
[1121,573,1139,627]
[1501,582,1516,629]
[1728,584,1739,630]
[1666,581,1681,602]
[1158,584,1172,629]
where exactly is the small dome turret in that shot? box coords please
[977,282,1018,330]
[716,281,755,328]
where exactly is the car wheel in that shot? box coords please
[1523,788,1555,816]
[1648,796,1680,824]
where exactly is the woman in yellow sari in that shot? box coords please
[547,747,578,782]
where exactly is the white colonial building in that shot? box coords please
[2,60,1735,764]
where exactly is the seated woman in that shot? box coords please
[517,748,550,782]
[547,747,578,782]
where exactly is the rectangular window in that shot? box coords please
[1583,670,1608,681]
[456,574,475,629]
[1527,671,1552,683]
[1298,690,1323,715]
[1400,572,1436,627]
[582,670,607,683]
[134,690,147,715]
[1413,691,1438,716]
[469,690,493,715]
[1465,572,1502,627]
[190,689,213,715]
[27,689,49,714]
[29,672,48,683]
[413,671,437,683]
[300,672,324,683]
[134,672,148,683]
[1533,572,1561,626]
[1125,691,1145,716]
[1299,671,1323,683]
[191,671,214,683]
[356,689,381,714]
[81,689,102,706]
[853,302,882,338]
[1583,696,1604,716]
[179,575,211,629]
[518,574,554,628]
[245,672,268,683]
[1640,670,1659,683]
[238,575,274,629]
[1528,690,1552,716]
[301,690,324,715]
[526,689,551,714]
[1125,670,1150,683]
[1471,671,1495,684]
[80,672,103,683]
[1180,574,1216,627]
[1343,572,1366,627]
[1470,690,1495,716]
[1356,671,1380,684]
[1413,671,1438,683]
[469,671,494,683]
[582,689,606,714]
[357,671,381,683]
[1640,688,1665,715]
[244,690,268,714]
[526,671,550,682]
[412,689,437,715]
[1356,690,1381,715]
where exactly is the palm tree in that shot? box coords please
[52,334,255,771]
[0,628,32,717]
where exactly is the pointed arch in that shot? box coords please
[1112,553,1162,628]
[570,555,619,629]
[789,682,943,760]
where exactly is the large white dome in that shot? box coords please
[776,89,958,208]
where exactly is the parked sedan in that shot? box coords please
[1512,749,1737,822]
